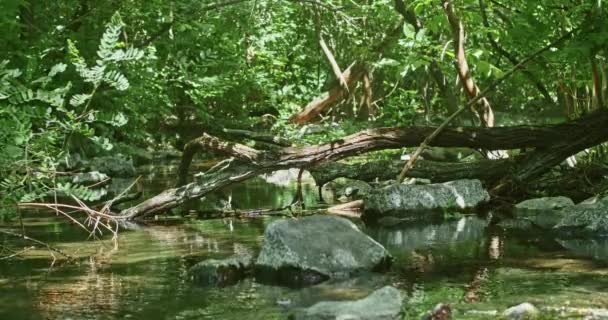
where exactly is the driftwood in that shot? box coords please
[120,110,608,220]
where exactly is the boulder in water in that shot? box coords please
[255,215,391,286]
[191,253,253,287]
[72,171,110,185]
[555,196,608,235]
[291,286,403,320]
[510,196,574,229]
[363,179,490,221]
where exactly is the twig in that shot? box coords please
[0,246,34,260]
[0,230,73,260]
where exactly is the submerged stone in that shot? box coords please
[255,215,391,287]
[363,179,490,221]
[291,286,402,320]
[508,196,574,230]
[191,253,253,287]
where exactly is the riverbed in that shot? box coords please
[1,164,607,319]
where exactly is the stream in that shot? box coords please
[1,162,608,319]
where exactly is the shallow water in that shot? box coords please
[1,163,608,319]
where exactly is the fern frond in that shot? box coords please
[48,63,68,77]
[97,12,124,62]
[103,70,129,90]
[69,93,92,107]
[8,88,35,104]
[36,89,64,107]
[106,47,145,62]
[76,64,106,85]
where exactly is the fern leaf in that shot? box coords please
[106,47,144,62]
[97,12,124,62]
[103,70,129,90]
[76,64,105,84]
[48,63,68,77]
[69,93,92,107]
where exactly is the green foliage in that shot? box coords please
[0,11,146,218]
[1,0,608,219]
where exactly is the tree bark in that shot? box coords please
[309,159,510,187]
[443,0,495,128]
[122,110,608,220]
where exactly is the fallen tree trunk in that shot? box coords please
[121,110,608,220]
[309,159,510,187]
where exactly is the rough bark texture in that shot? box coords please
[122,110,608,220]
[309,159,510,187]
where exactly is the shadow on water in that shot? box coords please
[1,161,608,319]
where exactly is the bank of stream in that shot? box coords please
[1,161,608,319]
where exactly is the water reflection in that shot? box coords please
[558,238,608,262]
[367,217,488,263]
[2,162,608,319]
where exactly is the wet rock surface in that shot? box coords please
[363,179,490,221]
[255,215,391,287]
[191,253,253,287]
[515,196,575,211]
[503,196,575,230]
[555,196,608,235]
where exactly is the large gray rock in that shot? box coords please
[292,286,403,320]
[191,253,253,287]
[510,196,574,229]
[255,215,391,286]
[363,179,490,220]
[555,196,608,235]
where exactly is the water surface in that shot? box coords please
[2,164,608,319]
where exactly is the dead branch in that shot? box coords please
[319,37,349,91]
[123,109,608,220]
[443,0,494,127]
[0,230,73,260]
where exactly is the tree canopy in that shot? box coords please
[1,0,607,218]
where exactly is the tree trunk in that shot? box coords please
[121,110,608,220]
